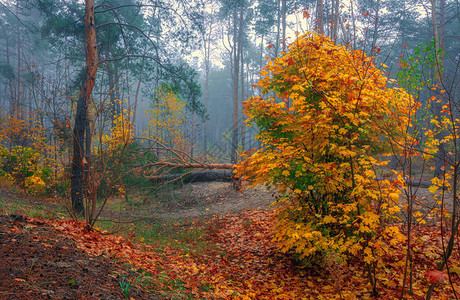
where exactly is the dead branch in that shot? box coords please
[148,170,233,184]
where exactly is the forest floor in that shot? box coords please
[0,182,276,299]
[0,181,459,299]
[0,213,160,300]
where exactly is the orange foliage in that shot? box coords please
[236,33,417,274]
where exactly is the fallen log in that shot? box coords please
[149,170,234,184]
[406,180,431,188]
[146,162,234,170]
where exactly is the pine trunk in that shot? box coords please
[71,0,98,216]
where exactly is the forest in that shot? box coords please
[0,0,459,298]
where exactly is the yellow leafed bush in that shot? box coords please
[236,33,416,265]
[102,109,134,153]
[145,85,187,150]
[0,112,53,195]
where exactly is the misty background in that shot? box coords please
[0,0,458,165]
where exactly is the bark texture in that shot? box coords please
[71,0,98,216]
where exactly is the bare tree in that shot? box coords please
[231,1,244,164]
[201,0,219,155]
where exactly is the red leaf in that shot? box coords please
[286,57,295,66]
[425,270,446,284]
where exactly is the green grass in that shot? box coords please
[143,272,193,299]
[0,195,66,219]
[135,220,209,254]
[94,217,210,255]
[0,182,212,257]
[93,184,213,255]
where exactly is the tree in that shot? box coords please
[199,0,219,155]
[431,0,447,178]
[70,0,98,216]
[236,32,414,295]
[70,0,202,217]
[315,0,324,34]
[220,0,248,163]
[145,85,187,150]
[231,1,244,164]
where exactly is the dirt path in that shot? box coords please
[146,181,446,221]
[93,180,449,224]
[149,182,277,220]
[0,179,444,224]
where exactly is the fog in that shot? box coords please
[0,0,458,164]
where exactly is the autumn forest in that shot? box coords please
[0,0,459,298]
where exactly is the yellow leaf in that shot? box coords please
[428,185,438,193]
[389,193,400,202]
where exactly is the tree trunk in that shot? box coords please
[231,2,244,164]
[332,0,340,43]
[241,51,245,151]
[326,0,332,38]
[132,71,143,132]
[432,0,439,47]
[16,0,22,117]
[281,0,286,51]
[426,3,449,297]
[6,38,15,116]
[351,0,357,49]
[274,0,281,57]
[203,18,212,155]
[371,0,381,55]
[132,42,151,131]
[203,62,209,155]
[439,0,445,50]
[258,33,264,96]
[71,0,98,216]
[148,162,233,170]
[191,113,195,158]
[316,0,324,35]
[431,0,446,179]
[107,63,117,124]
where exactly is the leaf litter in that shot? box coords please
[2,183,460,299]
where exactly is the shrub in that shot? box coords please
[236,33,415,266]
[0,146,52,195]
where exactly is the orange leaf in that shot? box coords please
[425,270,447,284]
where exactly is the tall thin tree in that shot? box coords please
[71,0,98,216]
